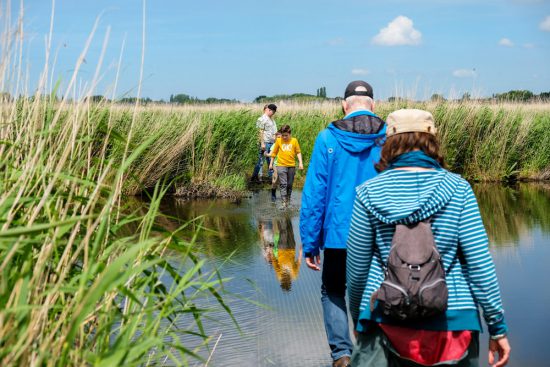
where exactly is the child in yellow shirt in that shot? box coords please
[265,130,282,201]
[269,124,304,207]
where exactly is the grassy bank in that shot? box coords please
[0,94,235,366]
[102,101,550,197]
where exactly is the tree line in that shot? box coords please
[417,90,550,103]
[1,88,549,105]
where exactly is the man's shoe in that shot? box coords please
[333,355,351,367]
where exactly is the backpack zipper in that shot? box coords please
[418,279,446,299]
[382,281,408,297]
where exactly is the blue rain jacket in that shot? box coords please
[300,110,386,256]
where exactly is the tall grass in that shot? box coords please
[101,100,550,197]
[0,3,234,366]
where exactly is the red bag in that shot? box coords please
[379,324,472,366]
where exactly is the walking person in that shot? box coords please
[251,104,278,183]
[265,130,282,201]
[346,109,511,366]
[300,81,386,367]
[269,124,303,208]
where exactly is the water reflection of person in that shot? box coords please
[258,217,303,291]
[269,217,302,291]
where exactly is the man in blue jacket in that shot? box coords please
[300,81,386,367]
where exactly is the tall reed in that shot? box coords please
[0,2,234,365]
[105,100,550,197]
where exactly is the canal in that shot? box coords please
[156,184,550,366]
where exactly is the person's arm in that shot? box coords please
[256,117,266,150]
[346,195,375,327]
[269,141,279,169]
[299,133,328,270]
[295,139,303,169]
[458,183,510,366]
[259,129,265,150]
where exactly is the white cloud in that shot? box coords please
[326,37,345,46]
[498,38,514,47]
[351,68,370,75]
[540,16,550,31]
[452,69,476,78]
[372,16,422,46]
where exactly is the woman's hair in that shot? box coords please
[280,124,291,134]
[375,132,445,172]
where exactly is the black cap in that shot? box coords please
[344,80,373,99]
[267,103,277,112]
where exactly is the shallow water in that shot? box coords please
[157,184,550,367]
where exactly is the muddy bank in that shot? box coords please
[173,182,246,200]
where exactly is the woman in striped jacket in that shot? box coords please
[346,109,511,367]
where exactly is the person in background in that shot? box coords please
[265,130,282,201]
[346,109,511,367]
[251,104,278,183]
[269,124,303,208]
[300,81,386,367]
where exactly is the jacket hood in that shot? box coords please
[357,169,463,225]
[328,113,386,154]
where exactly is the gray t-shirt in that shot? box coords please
[256,114,277,143]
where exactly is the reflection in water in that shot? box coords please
[475,183,550,246]
[160,197,258,258]
[129,185,550,366]
[259,217,303,291]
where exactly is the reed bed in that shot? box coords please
[101,100,550,197]
[0,4,234,366]
[0,93,243,366]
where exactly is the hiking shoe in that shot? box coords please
[333,356,351,367]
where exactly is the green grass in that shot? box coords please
[99,101,550,197]
[0,97,236,366]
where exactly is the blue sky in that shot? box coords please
[12,0,550,101]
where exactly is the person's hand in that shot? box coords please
[305,254,321,271]
[298,163,304,170]
[488,336,511,367]
[269,164,273,170]
[261,143,266,151]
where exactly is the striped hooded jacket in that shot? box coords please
[346,169,508,336]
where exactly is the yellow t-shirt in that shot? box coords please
[270,137,301,167]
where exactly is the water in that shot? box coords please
[156,184,550,367]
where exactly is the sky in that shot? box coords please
[6,0,550,101]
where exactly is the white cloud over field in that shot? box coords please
[499,38,514,47]
[453,69,476,78]
[372,16,422,46]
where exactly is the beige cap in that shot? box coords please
[386,109,437,137]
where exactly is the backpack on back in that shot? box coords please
[371,220,448,320]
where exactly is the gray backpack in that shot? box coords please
[371,220,448,320]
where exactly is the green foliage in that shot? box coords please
[168,93,238,105]
[254,93,327,103]
[0,97,236,366]
[494,90,534,102]
[316,87,327,98]
[430,93,446,102]
[100,101,550,195]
